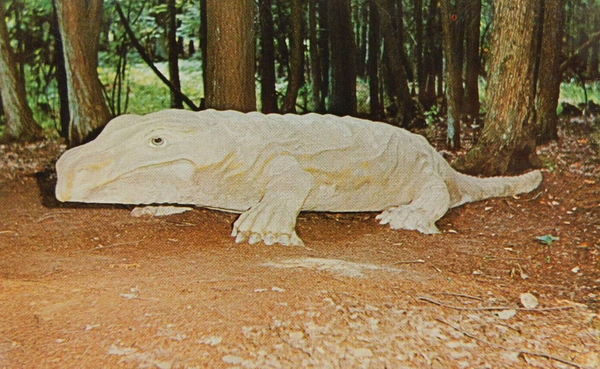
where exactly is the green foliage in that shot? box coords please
[560,81,600,106]
[98,59,204,116]
[424,104,441,127]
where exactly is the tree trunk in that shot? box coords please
[355,6,368,77]
[327,0,357,115]
[440,0,465,149]
[167,0,183,108]
[393,0,413,83]
[283,0,304,113]
[308,0,324,113]
[414,0,425,103]
[0,1,42,142]
[368,0,382,119]
[259,0,278,113]
[51,0,69,138]
[55,0,111,146]
[586,5,600,78]
[463,0,481,118]
[422,0,441,108]
[456,0,540,175]
[317,0,330,109]
[205,0,256,111]
[377,0,415,127]
[200,0,207,101]
[536,0,565,144]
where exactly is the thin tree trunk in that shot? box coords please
[377,0,415,127]
[167,0,183,108]
[259,0,278,113]
[115,4,198,110]
[200,0,207,102]
[463,0,481,118]
[318,0,330,109]
[51,0,69,139]
[440,0,465,149]
[414,0,425,103]
[55,0,111,145]
[394,0,413,84]
[309,0,324,112]
[368,0,382,119]
[457,0,540,175]
[283,0,304,113]
[421,0,439,108]
[0,1,42,142]
[355,6,368,77]
[327,0,357,115]
[205,0,256,111]
[536,0,565,144]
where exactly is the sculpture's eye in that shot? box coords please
[150,136,165,147]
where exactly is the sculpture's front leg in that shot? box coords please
[231,156,313,246]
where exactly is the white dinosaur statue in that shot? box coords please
[55,109,542,246]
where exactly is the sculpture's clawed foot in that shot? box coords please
[376,205,440,234]
[231,203,304,246]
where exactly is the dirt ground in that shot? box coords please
[0,122,599,369]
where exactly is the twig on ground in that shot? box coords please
[393,259,425,265]
[437,292,483,301]
[92,239,143,251]
[418,296,575,312]
[435,318,590,369]
[36,211,72,222]
[0,230,15,234]
[528,191,544,201]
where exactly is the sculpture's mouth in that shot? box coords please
[56,157,197,205]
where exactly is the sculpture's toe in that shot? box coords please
[231,205,304,246]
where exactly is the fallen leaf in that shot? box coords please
[497,309,517,320]
[519,293,539,309]
[535,235,559,245]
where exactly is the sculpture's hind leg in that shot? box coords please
[376,175,450,234]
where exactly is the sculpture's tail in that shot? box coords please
[452,170,543,207]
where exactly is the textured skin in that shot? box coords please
[55,109,543,246]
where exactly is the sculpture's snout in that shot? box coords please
[55,145,113,202]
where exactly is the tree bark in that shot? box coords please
[355,6,368,77]
[55,0,111,145]
[456,0,540,175]
[283,0,304,113]
[440,0,465,149]
[414,0,425,103]
[205,0,256,111]
[308,0,324,113]
[0,1,42,142]
[368,0,382,120]
[463,0,481,118]
[317,0,330,109]
[327,0,357,115]
[200,0,207,100]
[536,0,565,144]
[422,0,441,108]
[51,1,69,138]
[377,0,415,127]
[259,0,278,113]
[167,0,183,108]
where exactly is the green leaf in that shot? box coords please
[536,235,560,245]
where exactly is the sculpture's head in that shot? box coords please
[55,109,232,205]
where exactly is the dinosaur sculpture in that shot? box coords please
[55,109,542,246]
